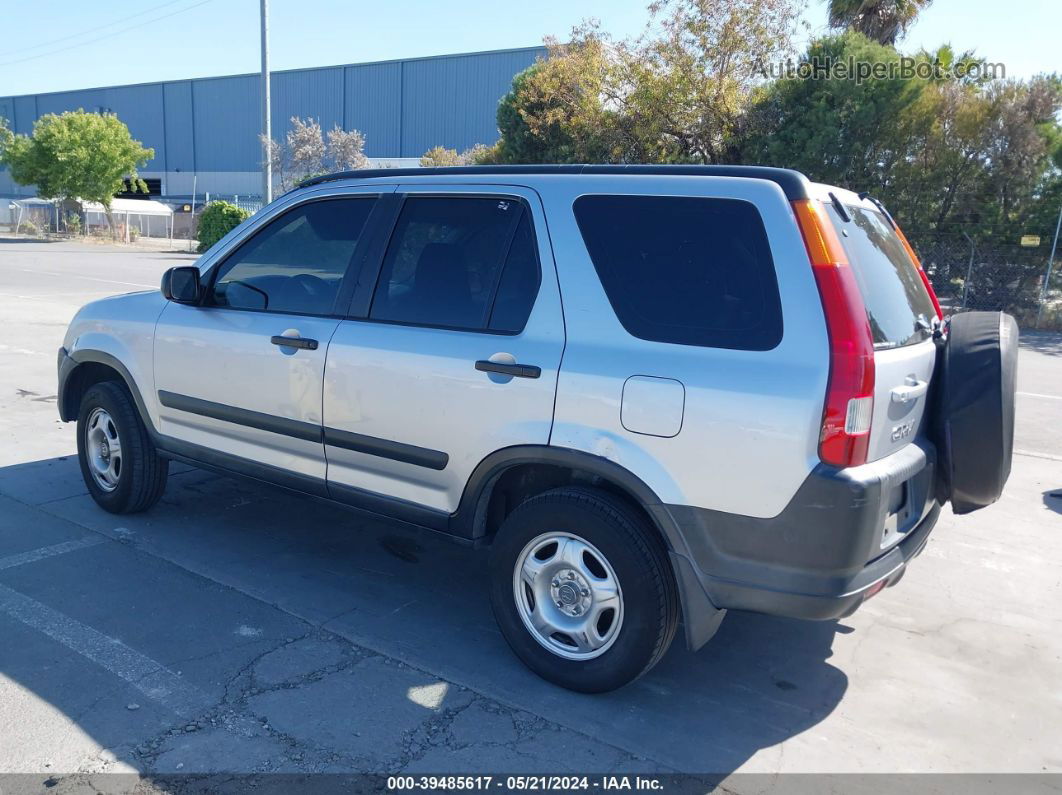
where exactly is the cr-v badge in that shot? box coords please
[891,421,915,442]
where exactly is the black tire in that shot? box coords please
[488,487,679,693]
[933,311,1019,514]
[76,381,169,514]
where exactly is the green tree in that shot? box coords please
[494,34,619,163]
[0,110,153,232]
[738,34,924,189]
[196,201,250,253]
[739,34,1061,241]
[493,0,803,164]
[827,0,932,45]
[0,118,12,154]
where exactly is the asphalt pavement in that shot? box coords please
[0,237,1059,789]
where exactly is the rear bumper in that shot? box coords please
[667,440,939,624]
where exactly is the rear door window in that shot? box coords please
[573,195,782,351]
[824,202,936,348]
[369,196,540,332]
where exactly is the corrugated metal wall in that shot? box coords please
[0,47,544,180]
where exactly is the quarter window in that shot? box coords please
[574,195,783,351]
[369,197,540,332]
[209,198,375,316]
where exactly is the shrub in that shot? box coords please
[64,212,81,235]
[419,143,499,167]
[18,220,40,236]
[420,146,463,167]
[196,201,250,253]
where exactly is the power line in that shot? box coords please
[0,0,216,69]
[0,0,192,58]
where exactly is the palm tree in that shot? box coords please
[827,0,934,46]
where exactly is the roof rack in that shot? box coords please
[296,164,812,201]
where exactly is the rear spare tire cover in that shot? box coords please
[935,311,1019,514]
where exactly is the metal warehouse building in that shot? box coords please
[0,46,545,200]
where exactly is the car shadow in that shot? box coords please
[1044,489,1062,515]
[0,455,848,776]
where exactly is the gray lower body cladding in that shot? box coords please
[667,440,940,621]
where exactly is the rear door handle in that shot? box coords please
[891,378,928,404]
[271,335,318,350]
[475,360,541,379]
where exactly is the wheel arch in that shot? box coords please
[455,446,690,553]
[456,445,725,651]
[59,349,154,433]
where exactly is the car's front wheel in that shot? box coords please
[488,487,679,692]
[77,381,168,514]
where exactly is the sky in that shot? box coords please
[0,0,1057,97]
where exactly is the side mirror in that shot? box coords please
[161,266,202,304]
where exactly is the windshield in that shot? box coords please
[825,202,936,349]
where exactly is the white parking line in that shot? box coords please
[10,267,156,290]
[0,537,103,570]
[1015,449,1062,463]
[1017,391,1062,401]
[0,540,214,717]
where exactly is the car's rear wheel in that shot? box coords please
[77,381,168,514]
[488,487,679,693]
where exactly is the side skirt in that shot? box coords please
[156,437,467,546]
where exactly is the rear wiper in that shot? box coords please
[828,192,851,223]
[857,192,897,229]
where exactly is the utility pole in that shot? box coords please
[260,0,272,205]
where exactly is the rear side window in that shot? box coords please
[369,196,540,332]
[573,196,782,351]
[825,202,936,348]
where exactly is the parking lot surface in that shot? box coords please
[1,238,1060,785]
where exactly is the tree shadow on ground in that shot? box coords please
[0,236,58,244]
[1019,331,1062,356]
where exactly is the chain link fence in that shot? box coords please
[909,217,1062,331]
[163,194,265,248]
[201,194,264,215]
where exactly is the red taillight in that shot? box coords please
[894,225,944,319]
[792,199,875,469]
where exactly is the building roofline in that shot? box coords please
[1,45,547,102]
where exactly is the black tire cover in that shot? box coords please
[934,311,1019,514]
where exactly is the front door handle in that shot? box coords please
[271,335,318,351]
[475,360,541,379]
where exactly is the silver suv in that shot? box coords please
[57,166,1017,692]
